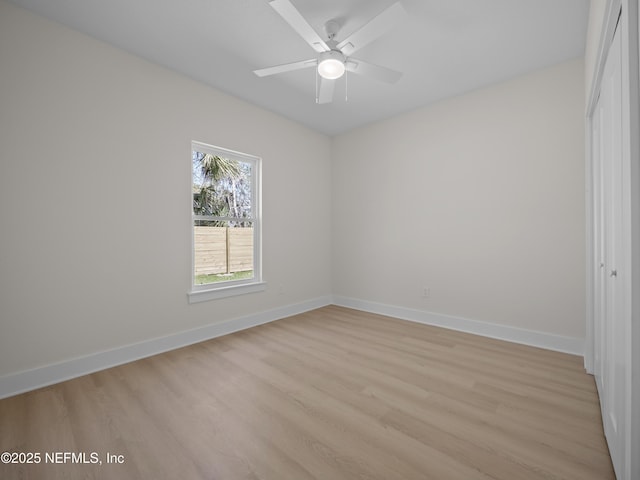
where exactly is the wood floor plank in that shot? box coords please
[0,305,614,479]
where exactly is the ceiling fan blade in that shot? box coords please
[254,58,317,77]
[337,2,407,56]
[346,59,402,84]
[269,0,330,53]
[317,77,335,104]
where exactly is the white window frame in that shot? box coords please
[188,141,265,303]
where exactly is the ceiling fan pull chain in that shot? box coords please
[345,66,348,102]
[315,67,319,104]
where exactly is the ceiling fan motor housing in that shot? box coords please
[324,20,341,40]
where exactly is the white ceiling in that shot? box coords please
[8,0,590,135]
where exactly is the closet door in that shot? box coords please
[594,21,626,478]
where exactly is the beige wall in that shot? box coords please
[0,1,332,376]
[332,59,586,338]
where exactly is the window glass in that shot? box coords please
[191,142,261,295]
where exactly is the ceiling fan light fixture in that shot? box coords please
[317,51,346,79]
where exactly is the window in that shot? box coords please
[188,141,264,303]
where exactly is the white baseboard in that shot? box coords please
[0,296,332,400]
[332,296,585,356]
[0,295,585,399]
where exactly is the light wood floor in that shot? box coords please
[0,306,614,479]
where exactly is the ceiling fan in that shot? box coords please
[254,0,407,104]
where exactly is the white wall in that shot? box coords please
[332,59,586,338]
[0,1,332,377]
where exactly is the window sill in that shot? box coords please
[188,281,266,304]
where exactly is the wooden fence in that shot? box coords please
[194,226,253,276]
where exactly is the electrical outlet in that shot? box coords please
[422,287,430,298]
[278,284,285,295]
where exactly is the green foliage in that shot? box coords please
[192,151,252,225]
